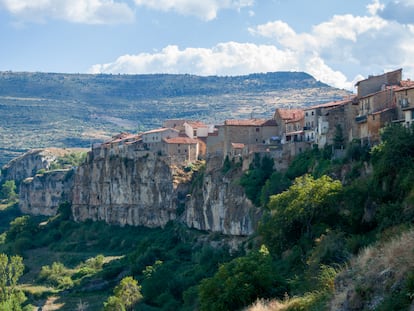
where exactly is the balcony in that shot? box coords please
[400,98,412,110]
[355,115,367,123]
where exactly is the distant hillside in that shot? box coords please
[0,71,350,166]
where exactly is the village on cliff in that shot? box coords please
[99,68,414,170]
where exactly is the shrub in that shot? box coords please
[198,246,287,311]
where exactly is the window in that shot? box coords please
[311,111,314,116]
[256,127,260,132]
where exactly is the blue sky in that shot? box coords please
[0,0,413,91]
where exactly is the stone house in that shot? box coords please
[393,81,414,127]
[355,68,402,98]
[354,87,396,145]
[141,128,179,152]
[184,121,212,138]
[273,108,305,143]
[163,136,199,163]
[303,97,357,148]
[162,120,187,133]
[220,119,278,158]
[205,126,224,157]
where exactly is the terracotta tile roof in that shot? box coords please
[224,119,274,126]
[185,121,208,128]
[400,80,414,87]
[372,107,395,115]
[275,109,304,122]
[107,133,140,144]
[142,127,179,135]
[231,143,245,149]
[305,97,356,110]
[286,130,304,135]
[164,137,198,144]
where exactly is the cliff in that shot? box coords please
[19,169,74,216]
[0,148,86,184]
[71,143,180,227]
[185,156,258,235]
[17,143,256,236]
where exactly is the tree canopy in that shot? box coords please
[260,174,342,255]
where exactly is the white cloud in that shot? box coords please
[89,0,414,91]
[90,42,298,76]
[247,9,403,89]
[133,0,254,21]
[305,56,352,90]
[367,0,384,15]
[0,0,135,24]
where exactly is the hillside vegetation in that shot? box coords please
[0,71,349,166]
[1,124,413,310]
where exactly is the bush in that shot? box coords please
[198,246,286,311]
[38,262,73,290]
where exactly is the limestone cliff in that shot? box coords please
[16,143,257,236]
[71,143,181,227]
[0,148,86,184]
[184,156,259,236]
[19,169,73,216]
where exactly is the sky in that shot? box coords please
[0,0,414,91]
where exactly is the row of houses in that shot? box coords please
[97,68,414,167]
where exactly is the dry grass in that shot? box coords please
[245,299,286,311]
[331,228,414,310]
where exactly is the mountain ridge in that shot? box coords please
[0,71,350,166]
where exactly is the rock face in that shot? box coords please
[17,144,257,236]
[1,148,86,184]
[71,144,179,227]
[185,156,259,236]
[19,169,74,216]
[1,149,58,184]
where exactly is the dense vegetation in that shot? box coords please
[0,123,413,310]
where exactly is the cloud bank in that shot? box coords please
[0,0,254,23]
[91,1,414,90]
[0,0,135,24]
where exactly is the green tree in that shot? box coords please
[333,124,345,149]
[260,174,342,254]
[198,246,286,311]
[0,254,26,310]
[103,296,125,311]
[371,123,414,201]
[0,181,17,201]
[240,154,274,205]
[259,171,291,206]
[104,276,142,311]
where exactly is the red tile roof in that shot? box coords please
[304,97,356,110]
[231,143,245,149]
[142,128,179,135]
[164,137,198,144]
[224,119,276,126]
[275,109,304,122]
[400,80,414,88]
[185,121,208,128]
[107,133,140,144]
